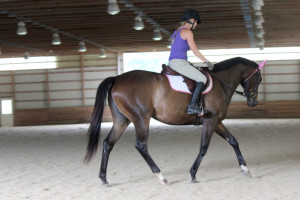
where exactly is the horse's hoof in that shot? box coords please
[241,170,252,177]
[155,173,168,185]
[191,178,199,184]
[240,165,252,177]
[103,182,110,187]
[101,178,110,187]
[160,178,168,185]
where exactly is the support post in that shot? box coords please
[80,53,85,106]
[117,52,124,75]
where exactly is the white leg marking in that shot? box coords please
[240,165,252,177]
[240,165,249,172]
[154,173,168,185]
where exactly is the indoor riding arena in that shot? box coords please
[0,1,299,200]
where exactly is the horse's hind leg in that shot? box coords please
[215,122,251,177]
[99,116,130,186]
[134,119,167,185]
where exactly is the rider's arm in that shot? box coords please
[184,29,214,70]
[184,30,208,62]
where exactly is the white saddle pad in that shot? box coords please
[165,74,192,94]
[165,73,213,94]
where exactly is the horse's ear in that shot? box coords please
[258,60,267,70]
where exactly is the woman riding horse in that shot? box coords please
[84,56,265,186]
[168,9,214,115]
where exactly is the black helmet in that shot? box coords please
[181,9,201,24]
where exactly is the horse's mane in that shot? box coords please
[212,57,258,72]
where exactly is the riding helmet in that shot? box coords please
[181,9,201,24]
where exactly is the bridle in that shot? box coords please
[241,69,261,99]
[211,68,261,98]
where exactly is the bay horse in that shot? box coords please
[84,57,265,186]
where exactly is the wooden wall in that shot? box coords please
[227,101,300,118]
[12,100,300,126]
[0,53,118,126]
[14,106,112,126]
[0,53,119,109]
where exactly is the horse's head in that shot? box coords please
[241,60,266,107]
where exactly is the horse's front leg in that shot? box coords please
[215,122,251,177]
[190,119,217,183]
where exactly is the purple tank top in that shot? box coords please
[168,27,190,61]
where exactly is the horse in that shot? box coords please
[84,57,265,186]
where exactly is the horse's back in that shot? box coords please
[113,70,158,93]
[117,70,157,81]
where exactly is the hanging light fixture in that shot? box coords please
[24,51,29,59]
[78,41,87,52]
[255,10,263,15]
[133,16,145,30]
[52,33,61,45]
[153,29,163,41]
[252,0,264,11]
[256,23,263,29]
[256,28,265,38]
[167,42,172,49]
[257,38,265,46]
[254,14,265,26]
[17,21,27,35]
[107,0,120,15]
[99,48,107,58]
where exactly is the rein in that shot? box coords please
[210,69,260,98]
[210,73,246,97]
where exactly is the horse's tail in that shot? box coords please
[84,76,116,163]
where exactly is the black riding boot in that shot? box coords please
[187,82,205,115]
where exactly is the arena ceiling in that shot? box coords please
[0,0,299,58]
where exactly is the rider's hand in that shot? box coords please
[205,60,214,70]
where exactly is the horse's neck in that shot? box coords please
[216,64,245,90]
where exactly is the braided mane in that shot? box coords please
[212,57,258,72]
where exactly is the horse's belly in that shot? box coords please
[152,114,195,125]
[152,85,195,125]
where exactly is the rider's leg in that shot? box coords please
[168,59,207,114]
[187,82,205,114]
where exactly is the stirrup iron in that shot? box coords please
[187,104,203,115]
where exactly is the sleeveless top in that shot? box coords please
[168,27,190,61]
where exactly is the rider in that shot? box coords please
[168,9,214,115]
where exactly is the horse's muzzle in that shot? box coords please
[247,97,258,107]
